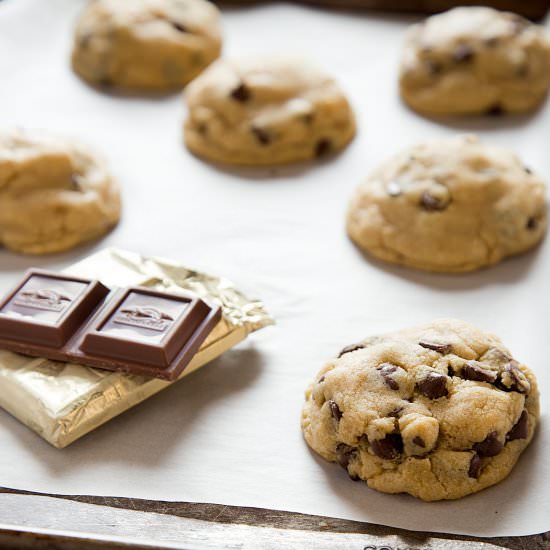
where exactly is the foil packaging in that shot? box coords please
[0,249,273,448]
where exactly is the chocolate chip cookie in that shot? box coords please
[183,56,356,165]
[0,129,120,254]
[72,0,222,91]
[399,7,550,115]
[346,135,547,272]
[302,319,539,501]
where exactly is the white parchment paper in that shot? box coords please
[0,0,549,537]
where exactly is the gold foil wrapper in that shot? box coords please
[0,248,273,448]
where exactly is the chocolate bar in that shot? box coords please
[218,1,550,20]
[0,269,221,381]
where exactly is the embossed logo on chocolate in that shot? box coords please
[14,289,72,312]
[114,306,174,333]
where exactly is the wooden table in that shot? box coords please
[0,487,548,549]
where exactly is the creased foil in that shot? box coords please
[0,248,273,448]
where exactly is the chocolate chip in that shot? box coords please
[371,433,403,460]
[447,365,455,377]
[498,363,530,394]
[524,166,533,175]
[377,363,399,390]
[318,376,325,384]
[172,22,187,32]
[486,104,504,116]
[507,410,529,441]
[251,126,271,146]
[453,44,474,63]
[419,341,452,354]
[338,343,364,358]
[336,443,356,469]
[468,453,482,479]
[388,407,403,418]
[426,60,442,75]
[386,181,402,197]
[348,473,361,481]
[315,138,332,158]
[70,174,81,192]
[98,77,113,88]
[473,431,503,457]
[230,83,251,102]
[462,361,498,384]
[412,436,425,448]
[420,192,447,211]
[526,217,538,230]
[417,373,448,399]
[328,400,342,421]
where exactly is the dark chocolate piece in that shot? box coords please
[230,83,251,102]
[377,363,399,390]
[315,138,332,158]
[473,431,503,457]
[420,191,447,211]
[462,361,498,384]
[0,270,221,381]
[417,372,448,399]
[328,400,342,421]
[335,443,356,469]
[338,342,364,357]
[507,410,529,441]
[172,22,188,32]
[419,341,452,354]
[468,453,482,479]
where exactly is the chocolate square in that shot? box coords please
[0,270,109,347]
[80,287,209,368]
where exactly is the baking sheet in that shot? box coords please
[0,0,549,537]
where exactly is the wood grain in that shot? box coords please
[1,488,549,549]
[217,0,550,20]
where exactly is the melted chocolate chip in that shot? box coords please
[420,192,447,211]
[419,341,452,354]
[388,407,403,418]
[230,83,251,102]
[417,373,448,399]
[426,60,442,75]
[328,400,342,421]
[462,361,498,384]
[447,365,455,377]
[70,174,81,192]
[336,443,356,469]
[473,431,503,457]
[499,363,530,394]
[377,363,399,390]
[371,433,403,460]
[527,217,538,230]
[453,44,474,63]
[412,436,425,448]
[172,22,187,32]
[338,343,364,358]
[486,104,504,116]
[507,410,529,441]
[386,181,402,197]
[315,138,332,158]
[468,453,482,479]
[251,126,271,146]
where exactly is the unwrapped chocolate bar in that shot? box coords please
[0,249,273,448]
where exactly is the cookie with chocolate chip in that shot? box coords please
[0,129,120,254]
[399,7,550,115]
[346,135,547,272]
[71,0,222,91]
[183,56,356,165]
[301,319,539,501]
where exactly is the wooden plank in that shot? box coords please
[217,0,550,20]
[1,489,549,549]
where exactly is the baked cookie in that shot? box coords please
[72,0,222,91]
[0,129,120,255]
[346,135,547,273]
[302,319,539,501]
[183,56,356,165]
[399,7,550,115]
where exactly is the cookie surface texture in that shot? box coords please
[399,7,550,115]
[301,319,539,501]
[184,56,356,165]
[0,129,120,254]
[72,0,222,91]
[346,135,547,272]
